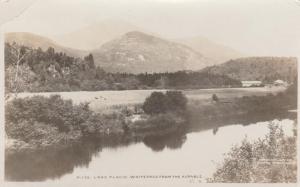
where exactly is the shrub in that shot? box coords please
[5,121,59,143]
[5,95,92,132]
[142,92,168,114]
[80,113,104,136]
[209,122,297,183]
[212,94,219,102]
[165,91,188,112]
[142,91,187,115]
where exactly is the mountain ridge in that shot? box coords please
[5,32,88,57]
[92,31,215,73]
[174,36,244,64]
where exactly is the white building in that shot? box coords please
[274,80,288,87]
[241,81,262,87]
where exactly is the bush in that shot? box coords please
[209,122,297,183]
[142,91,187,115]
[142,92,168,114]
[212,94,219,102]
[165,91,188,112]
[5,95,92,132]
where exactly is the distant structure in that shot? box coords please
[274,80,288,87]
[241,81,262,87]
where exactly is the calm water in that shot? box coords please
[5,113,296,182]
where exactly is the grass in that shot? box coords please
[12,87,285,112]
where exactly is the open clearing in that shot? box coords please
[13,87,285,112]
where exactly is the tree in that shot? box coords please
[165,91,187,112]
[142,92,168,114]
[212,94,219,102]
[142,91,187,115]
[5,43,32,97]
[84,53,95,68]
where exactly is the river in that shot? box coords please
[5,112,296,182]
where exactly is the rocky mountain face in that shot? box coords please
[92,31,214,73]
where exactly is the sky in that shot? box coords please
[1,0,300,57]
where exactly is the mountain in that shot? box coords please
[201,57,297,83]
[175,36,244,64]
[5,32,87,57]
[54,20,143,50]
[92,31,215,73]
[54,20,244,63]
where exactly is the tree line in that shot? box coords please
[5,43,241,93]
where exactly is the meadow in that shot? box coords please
[13,87,285,112]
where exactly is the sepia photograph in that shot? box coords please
[0,0,299,186]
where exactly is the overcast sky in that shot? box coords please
[1,0,300,57]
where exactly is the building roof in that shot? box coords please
[241,81,262,84]
[274,80,285,84]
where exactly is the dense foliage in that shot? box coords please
[209,122,297,182]
[5,92,188,148]
[142,91,187,115]
[5,43,241,93]
[5,95,127,145]
[201,57,297,83]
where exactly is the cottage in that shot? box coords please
[241,81,262,87]
[274,80,288,87]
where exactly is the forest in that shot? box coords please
[5,43,241,93]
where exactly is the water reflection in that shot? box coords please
[212,127,219,135]
[5,112,296,181]
[187,112,297,135]
[5,140,101,181]
[5,135,134,181]
[143,132,187,152]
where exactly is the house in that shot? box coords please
[241,81,262,87]
[274,80,288,87]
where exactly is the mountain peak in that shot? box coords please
[118,31,159,44]
[92,31,213,73]
[124,31,153,38]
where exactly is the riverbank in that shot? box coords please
[5,83,296,155]
[8,87,285,111]
[5,94,187,155]
[208,121,297,183]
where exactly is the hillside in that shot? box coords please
[175,36,244,64]
[5,32,87,57]
[201,57,297,83]
[92,31,214,73]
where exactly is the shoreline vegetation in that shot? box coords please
[5,81,297,155]
[208,122,297,183]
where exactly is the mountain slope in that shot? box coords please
[175,36,244,64]
[92,31,215,73]
[5,32,87,57]
[54,20,143,50]
[201,57,297,83]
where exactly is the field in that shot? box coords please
[13,87,285,112]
